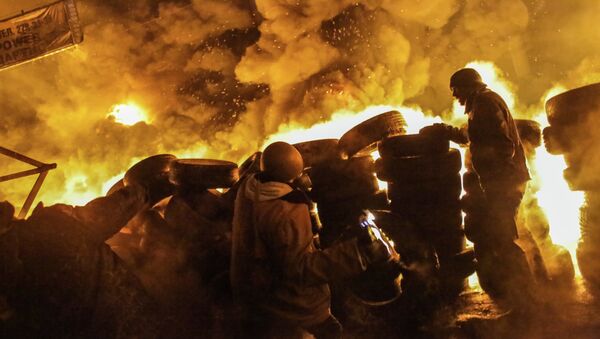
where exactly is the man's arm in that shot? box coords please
[268,203,366,286]
[420,123,469,144]
[471,96,515,165]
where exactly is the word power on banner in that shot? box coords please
[0,0,83,70]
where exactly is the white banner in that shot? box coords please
[0,0,83,70]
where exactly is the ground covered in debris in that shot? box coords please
[344,277,600,339]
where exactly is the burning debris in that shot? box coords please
[1,105,600,337]
[543,83,600,289]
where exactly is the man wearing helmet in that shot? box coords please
[231,141,391,338]
[431,68,534,308]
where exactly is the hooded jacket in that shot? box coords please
[450,87,530,188]
[230,173,365,327]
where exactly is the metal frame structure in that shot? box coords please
[0,146,56,218]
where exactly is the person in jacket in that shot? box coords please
[230,141,392,339]
[430,68,535,308]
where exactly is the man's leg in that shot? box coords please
[485,186,537,308]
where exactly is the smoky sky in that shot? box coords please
[1,0,600,206]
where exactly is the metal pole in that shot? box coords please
[0,146,46,167]
[18,171,49,219]
[0,164,57,182]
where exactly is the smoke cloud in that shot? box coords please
[1,0,600,207]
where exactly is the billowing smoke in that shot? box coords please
[1,0,600,208]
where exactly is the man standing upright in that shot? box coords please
[430,68,534,308]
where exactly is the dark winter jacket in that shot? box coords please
[230,173,365,327]
[450,87,530,188]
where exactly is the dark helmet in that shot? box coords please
[260,141,304,183]
[450,68,485,88]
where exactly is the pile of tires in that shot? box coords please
[544,83,600,288]
[515,120,573,285]
[302,111,406,248]
[376,130,470,298]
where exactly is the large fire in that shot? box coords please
[107,103,149,126]
[260,61,583,283]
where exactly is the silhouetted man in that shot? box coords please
[432,68,534,308]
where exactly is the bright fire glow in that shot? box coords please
[262,105,442,147]
[533,112,584,274]
[107,103,149,126]
[465,61,516,110]
[64,174,101,206]
[102,172,125,195]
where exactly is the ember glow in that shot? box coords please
[107,103,148,126]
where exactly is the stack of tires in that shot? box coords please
[299,111,406,248]
[543,83,600,288]
[515,119,574,285]
[165,159,239,283]
[375,131,468,298]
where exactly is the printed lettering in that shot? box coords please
[0,28,14,38]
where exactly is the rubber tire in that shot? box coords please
[378,133,449,158]
[546,82,600,126]
[515,119,541,148]
[376,148,462,183]
[309,156,378,204]
[124,154,177,204]
[293,139,341,168]
[563,166,600,191]
[387,174,462,206]
[338,111,407,158]
[238,152,261,179]
[170,159,239,189]
[390,202,463,231]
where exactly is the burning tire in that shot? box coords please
[124,154,177,204]
[169,159,239,189]
[375,148,462,183]
[515,119,542,148]
[563,166,600,191]
[338,111,407,158]
[546,82,600,126]
[542,126,572,155]
[293,139,341,168]
[577,192,600,288]
[378,133,449,158]
[106,179,125,196]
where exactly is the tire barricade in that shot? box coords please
[515,120,574,286]
[375,132,471,299]
[543,83,600,288]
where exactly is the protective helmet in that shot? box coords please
[450,68,485,88]
[260,141,304,182]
